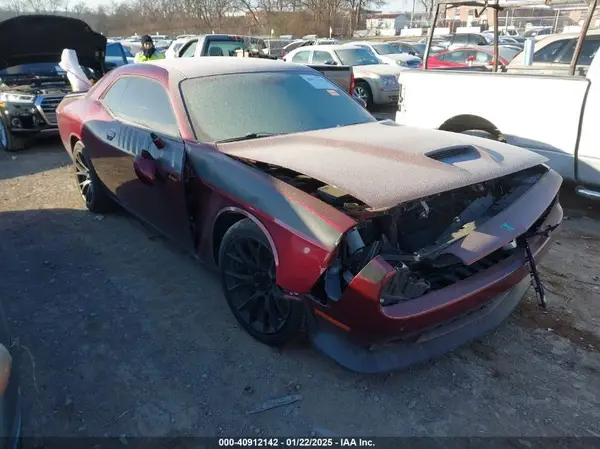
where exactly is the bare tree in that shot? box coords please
[418,0,434,18]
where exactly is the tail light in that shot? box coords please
[349,71,355,96]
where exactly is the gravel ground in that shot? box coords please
[1,137,600,441]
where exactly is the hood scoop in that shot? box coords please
[426,145,481,165]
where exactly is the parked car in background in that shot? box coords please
[166,37,192,58]
[432,33,489,51]
[342,41,421,67]
[283,44,403,107]
[264,38,292,57]
[507,31,600,76]
[482,34,524,50]
[396,33,600,199]
[280,39,309,58]
[176,34,267,57]
[121,42,142,57]
[56,57,563,374]
[523,26,553,41]
[386,41,437,58]
[106,41,133,67]
[0,14,106,152]
[279,38,340,58]
[422,46,519,69]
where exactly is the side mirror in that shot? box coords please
[409,51,416,56]
[133,150,157,186]
[353,94,367,108]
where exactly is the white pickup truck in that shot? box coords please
[395,50,600,199]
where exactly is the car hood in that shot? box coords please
[352,64,405,76]
[0,15,106,72]
[218,122,548,210]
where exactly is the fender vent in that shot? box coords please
[426,145,480,164]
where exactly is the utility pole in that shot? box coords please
[410,0,416,27]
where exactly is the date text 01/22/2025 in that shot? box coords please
[218,438,376,447]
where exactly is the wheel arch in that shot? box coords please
[212,207,279,268]
[438,114,506,142]
[354,77,374,91]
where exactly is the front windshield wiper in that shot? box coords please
[217,132,282,143]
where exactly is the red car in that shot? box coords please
[420,46,514,69]
[57,56,562,373]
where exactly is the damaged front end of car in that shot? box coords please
[305,164,562,372]
[322,164,556,306]
[235,154,562,373]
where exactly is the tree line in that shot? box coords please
[1,0,388,38]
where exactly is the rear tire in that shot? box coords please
[72,141,115,214]
[219,218,305,347]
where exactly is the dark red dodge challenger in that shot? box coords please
[57,57,563,373]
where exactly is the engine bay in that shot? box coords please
[247,160,549,305]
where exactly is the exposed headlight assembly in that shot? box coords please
[0,92,35,104]
[396,60,408,67]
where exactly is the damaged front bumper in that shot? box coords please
[307,171,563,374]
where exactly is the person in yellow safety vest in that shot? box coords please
[134,35,166,63]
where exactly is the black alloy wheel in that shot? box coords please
[219,218,305,346]
[73,142,114,213]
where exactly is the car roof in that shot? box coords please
[147,57,309,79]
[291,44,359,51]
[346,41,377,45]
[535,30,600,46]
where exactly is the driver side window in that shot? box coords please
[103,76,179,137]
[181,40,197,58]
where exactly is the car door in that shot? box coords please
[89,75,194,249]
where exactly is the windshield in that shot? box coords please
[180,71,375,142]
[334,48,380,66]
[372,44,399,55]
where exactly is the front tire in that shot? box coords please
[219,218,305,347]
[354,81,373,108]
[73,141,114,214]
[0,117,26,152]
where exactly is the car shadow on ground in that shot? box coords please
[0,136,68,181]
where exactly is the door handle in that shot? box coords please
[106,130,116,141]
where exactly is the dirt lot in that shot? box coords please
[1,137,600,440]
